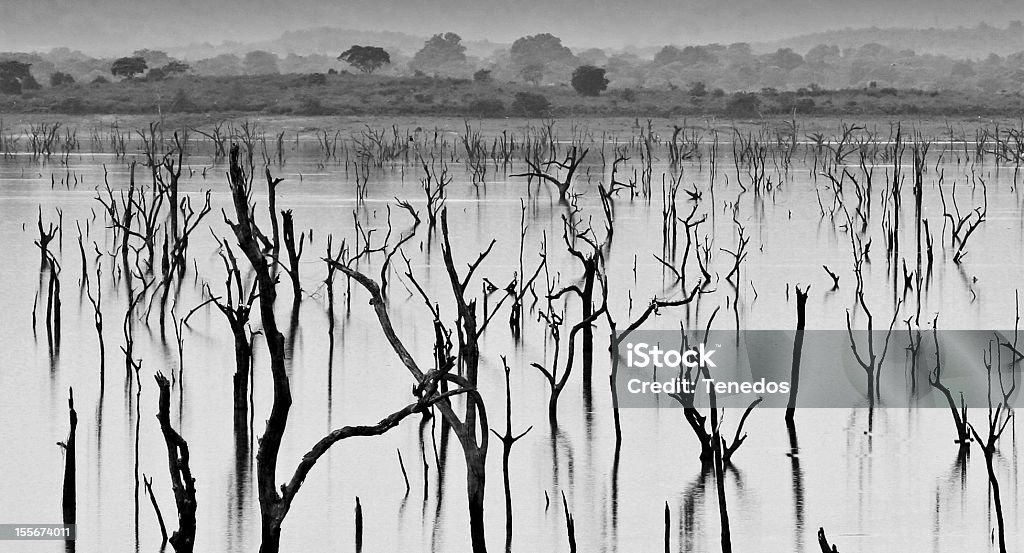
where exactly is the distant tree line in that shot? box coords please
[6,27,1024,97]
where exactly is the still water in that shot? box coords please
[0,116,1019,552]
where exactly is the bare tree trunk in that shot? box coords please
[61,387,77,527]
[786,285,809,423]
[154,373,197,553]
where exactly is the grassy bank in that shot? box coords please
[3,72,1024,119]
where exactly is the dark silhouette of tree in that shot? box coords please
[111,56,147,80]
[473,68,492,82]
[0,60,39,93]
[409,32,467,76]
[571,65,609,96]
[338,45,391,74]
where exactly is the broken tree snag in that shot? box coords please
[265,168,283,255]
[354,497,363,553]
[154,372,197,553]
[60,387,77,528]
[817,527,839,552]
[561,492,576,553]
[281,209,304,308]
[34,207,58,268]
[786,285,809,423]
[143,473,169,545]
[664,502,670,553]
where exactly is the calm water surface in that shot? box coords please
[0,117,1019,552]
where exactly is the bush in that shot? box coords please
[570,65,608,96]
[473,69,492,83]
[725,92,760,117]
[0,77,21,95]
[304,73,327,86]
[55,97,85,113]
[468,98,505,117]
[91,76,110,85]
[711,88,725,98]
[49,72,75,87]
[688,81,707,97]
[794,97,815,113]
[621,88,636,102]
[511,91,551,116]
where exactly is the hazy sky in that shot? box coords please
[2,0,1023,54]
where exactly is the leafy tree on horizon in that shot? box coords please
[111,56,148,80]
[409,32,467,76]
[338,45,391,74]
[571,65,609,96]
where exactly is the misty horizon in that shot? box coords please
[4,0,1024,56]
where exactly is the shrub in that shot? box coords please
[304,73,327,86]
[55,97,85,113]
[794,97,815,113]
[621,88,636,102]
[49,72,75,87]
[0,77,21,95]
[725,92,760,117]
[468,98,504,117]
[688,81,707,97]
[511,91,551,116]
[473,69,492,83]
[570,65,608,96]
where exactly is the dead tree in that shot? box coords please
[334,211,502,553]
[34,207,59,269]
[59,387,77,527]
[280,210,305,307]
[512,147,589,202]
[786,285,809,423]
[969,343,1013,553]
[928,316,971,448]
[143,473,169,546]
[208,239,258,436]
[535,273,608,425]
[556,217,603,391]
[603,277,702,448]
[817,527,839,552]
[489,357,532,553]
[154,372,198,553]
[226,145,458,553]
